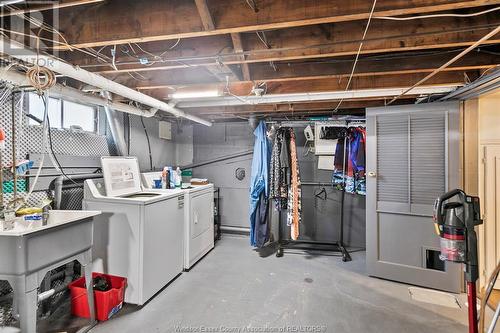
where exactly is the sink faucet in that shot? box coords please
[42,204,50,226]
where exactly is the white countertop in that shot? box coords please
[0,210,101,237]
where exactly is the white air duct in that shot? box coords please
[101,91,128,156]
[0,68,153,116]
[175,86,459,108]
[0,36,212,126]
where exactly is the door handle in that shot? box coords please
[368,171,377,178]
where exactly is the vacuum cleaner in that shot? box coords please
[433,189,482,333]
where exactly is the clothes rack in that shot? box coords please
[273,122,365,262]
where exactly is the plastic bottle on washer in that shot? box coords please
[175,167,182,188]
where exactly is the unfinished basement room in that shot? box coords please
[0,0,499,332]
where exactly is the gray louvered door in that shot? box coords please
[366,102,462,293]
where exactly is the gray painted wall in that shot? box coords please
[191,122,366,248]
[110,113,178,171]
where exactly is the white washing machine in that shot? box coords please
[83,157,184,305]
[142,172,214,270]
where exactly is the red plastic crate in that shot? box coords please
[68,273,127,321]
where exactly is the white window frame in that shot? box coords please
[27,92,98,133]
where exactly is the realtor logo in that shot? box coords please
[0,0,60,59]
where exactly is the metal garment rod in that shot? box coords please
[301,182,337,186]
[0,37,212,126]
[274,129,352,261]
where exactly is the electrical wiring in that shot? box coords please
[16,92,47,210]
[387,24,500,105]
[26,66,56,92]
[139,116,153,171]
[79,20,498,71]
[333,0,377,113]
[43,96,78,185]
[255,31,271,49]
[375,6,500,21]
[111,44,118,70]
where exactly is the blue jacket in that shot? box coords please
[249,121,271,247]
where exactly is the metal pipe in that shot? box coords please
[11,94,16,200]
[51,173,102,210]
[37,282,70,303]
[101,91,128,156]
[183,149,253,169]
[0,148,3,212]
[0,37,212,126]
[221,225,250,234]
[0,68,154,117]
[440,67,500,101]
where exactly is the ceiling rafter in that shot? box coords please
[0,0,104,17]
[64,14,500,74]
[230,33,251,81]
[54,0,500,49]
[194,0,216,30]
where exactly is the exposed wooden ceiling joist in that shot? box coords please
[194,0,216,30]
[0,0,104,17]
[55,0,500,49]
[99,51,498,88]
[185,98,417,115]
[66,13,500,74]
[230,33,251,81]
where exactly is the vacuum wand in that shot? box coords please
[433,189,482,333]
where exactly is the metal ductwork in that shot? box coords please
[0,68,154,116]
[440,67,500,101]
[0,36,212,126]
[101,91,128,156]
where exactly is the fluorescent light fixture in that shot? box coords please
[171,90,219,99]
[175,86,459,108]
[0,0,24,6]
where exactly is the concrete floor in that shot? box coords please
[86,235,469,333]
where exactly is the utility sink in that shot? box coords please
[0,210,101,333]
[0,210,101,276]
[0,210,100,236]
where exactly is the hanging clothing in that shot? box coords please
[287,129,301,240]
[331,126,366,195]
[270,128,290,210]
[249,121,271,248]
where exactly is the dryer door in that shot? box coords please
[191,191,214,238]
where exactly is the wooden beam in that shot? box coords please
[136,71,469,100]
[99,51,498,87]
[194,0,216,30]
[246,51,500,82]
[186,98,416,114]
[55,0,500,49]
[0,0,104,17]
[230,33,251,81]
[71,13,500,74]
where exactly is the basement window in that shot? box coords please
[28,93,62,128]
[27,92,97,132]
[63,100,97,132]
